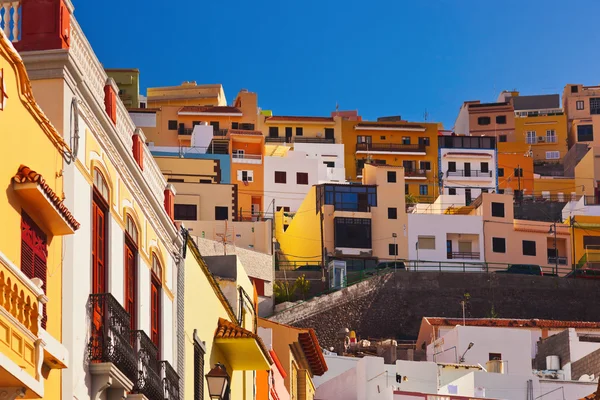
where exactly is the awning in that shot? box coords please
[12,165,80,235]
[214,318,272,371]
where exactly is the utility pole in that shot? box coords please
[517,163,521,203]
[549,222,558,274]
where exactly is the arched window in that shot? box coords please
[124,215,138,330]
[93,168,109,202]
[125,215,138,245]
[150,253,162,351]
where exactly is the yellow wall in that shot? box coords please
[155,156,220,183]
[275,188,322,263]
[105,69,140,108]
[534,177,577,198]
[0,36,70,398]
[514,113,568,161]
[147,82,226,107]
[568,215,600,267]
[341,119,441,201]
[574,146,600,197]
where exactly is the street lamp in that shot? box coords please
[206,363,230,399]
[459,342,474,363]
[392,233,398,271]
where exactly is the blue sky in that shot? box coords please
[76,0,600,129]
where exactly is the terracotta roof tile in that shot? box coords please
[13,165,80,231]
[298,329,328,376]
[179,106,242,114]
[215,318,273,364]
[266,116,334,123]
[425,317,600,329]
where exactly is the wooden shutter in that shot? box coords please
[92,200,106,294]
[150,280,160,349]
[194,341,205,400]
[124,244,136,330]
[21,213,48,328]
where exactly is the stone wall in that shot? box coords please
[533,329,571,370]
[572,348,600,380]
[270,271,600,349]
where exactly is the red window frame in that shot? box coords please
[150,255,162,353]
[21,211,48,328]
[124,216,138,331]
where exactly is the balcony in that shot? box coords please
[334,202,371,212]
[447,252,481,260]
[161,360,181,400]
[584,196,600,206]
[178,127,193,136]
[356,143,426,154]
[232,153,262,164]
[404,169,427,179]
[548,256,568,266]
[131,330,163,400]
[294,137,335,144]
[446,170,493,178]
[87,293,137,390]
[214,129,229,137]
[266,137,287,143]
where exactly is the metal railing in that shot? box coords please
[276,260,323,271]
[232,153,262,162]
[161,360,181,400]
[266,137,287,143]
[334,202,371,212]
[446,170,492,178]
[356,143,426,152]
[213,129,229,137]
[131,330,163,400]
[548,256,568,265]
[178,127,193,135]
[405,169,427,178]
[584,196,600,206]
[295,137,335,144]
[87,293,137,383]
[447,252,481,260]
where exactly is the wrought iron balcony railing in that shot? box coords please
[87,293,137,383]
[161,360,181,400]
[356,143,426,152]
[447,252,481,260]
[132,330,163,400]
[446,169,492,178]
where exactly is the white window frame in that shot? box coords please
[237,170,254,182]
[545,151,560,160]
[546,130,557,143]
[576,100,585,110]
[525,131,536,144]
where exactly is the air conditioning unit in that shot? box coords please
[537,136,546,143]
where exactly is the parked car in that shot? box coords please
[565,269,600,280]
[495,264,543,275]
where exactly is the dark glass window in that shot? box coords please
[448,162,456,172]
[323,184,377,211]
[269,126,279,137]
[514,168,523,177]
[168,120,178,130]
[491,202,505,218]
[388,208,397,219]
[334,218,371,248]
[498,168,504,177]
[297,172,309,185]
[522,240,536,256]
[492,237,506,253]
[231,122,239,129]
[419,137,430,146]
[496,115,507,124]
[174,204,197,221]
[387,171,397,183]
[296,127,303,136]
[449,188,456,195]
[215,206,229,220]
[480,162,489,173]
[478,116,491,125]
[275,171,287,184]
[499,135,507,142]
[389,243,399,256]
[578,125,594,142]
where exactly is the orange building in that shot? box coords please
[230,130,266,219]
[497,142,534,197]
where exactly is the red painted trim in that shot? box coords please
[269,350,287,379]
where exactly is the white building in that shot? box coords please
[264,143,346,212]
[17,4,183,399]
[439,136,497,205]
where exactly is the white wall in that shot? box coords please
[130,111,157,128]
[191,123,214,150]
[395,360,438,394]
[314,355,361,387]
[110,216,125,304]
[428,326,533,376]
[440,149,496,198]
[408,214,484,265]
[454,105,470,135]
[294,143,346,183]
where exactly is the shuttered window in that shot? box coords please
[125,216,138,331]
[194,340,205,400]
[151,255,162,352]
[21,212,48,328]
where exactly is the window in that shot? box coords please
[357,135,372,144]
[478,116,491,125]
[591,98,600,115]
[526,131,536,144]
[296,172,309,185]
[92,169,109,297]
[231,122,239,129]
[449,188,456,195]
[491,202,505,218]
[388,207,397,219]
[496,115,507,124]
[174,204,197,221]
[209,121,220,131]
[334,218,372,248]
[285,127,293,138]
[522,240,536,256]
[499,135,507,143]
[577,125,594,142]
[94,168,110,201]
[21,212,48,328]
[418,236,435,250]
[419,137,430,146]
[324,161,335,168]
[276,206,291,212]
[325,128,335,139]
[420,161,431,171]
[296,127,303,136]
[402,137,411,145]
[387,171,397,183]
[448,162,456,173]
[215,206,229,221]
[546,130,557,143]
[546,151,560,160]
[199,179,212,184]
[419,185,428,196]
[150,255,162,350]
[492,237,506,253]
[405,183,409,194]
[576,100,585,110]
[167,178,184,183]
[124,216,138,331]
[275,171,287,184]
[237,170,254,182]
[489,353,502,361]
[269,126,279,137]
[389,243,399,256]
[168,120,178,130]
[480,162,489,173]
[194,339,205,400]
[498,168,504,177]
[514,168,523,177]
[571,85,579,93]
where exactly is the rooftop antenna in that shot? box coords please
[423,109,429,121]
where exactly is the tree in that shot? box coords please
[295,274,311,300]
[273,280,297,303]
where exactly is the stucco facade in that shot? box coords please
[147,81,227,107]
[105,68,141,108]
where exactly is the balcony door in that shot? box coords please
[464,162,471,177]
[124,216,138,332]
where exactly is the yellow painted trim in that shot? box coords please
[75,159,93,185]
[90,159,115,206]
[123,207,142,249]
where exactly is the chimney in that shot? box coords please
[104,78,119,125]
[15,0,73,52]
[164,184,177,222]
[132,128,146,170]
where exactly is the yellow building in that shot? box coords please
[105,68,142,108]
[275,164,408,269]
[258,318,328,400]
[147,81,227,107]
[183,234,272,399]
[0,33,78,398]
[341,119,441,202]
[260,115,343,145]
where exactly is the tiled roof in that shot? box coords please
[298,329,328,376]
[356,122,425,129]
[580,392,596,400]
[266,116,334,122]
[424,317,600,329]
[179,106,242,114]
[13,165,80,231]
[215,318,273,364]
